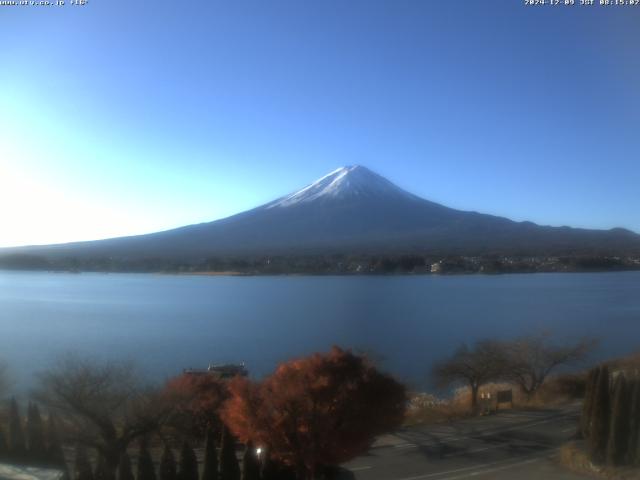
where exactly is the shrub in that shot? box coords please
[222,347,406,479]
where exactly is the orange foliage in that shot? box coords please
[221,347,406,479]
[164,373,229,437]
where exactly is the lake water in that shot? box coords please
[1,270,639,392]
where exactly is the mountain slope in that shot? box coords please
[3,165,640,261]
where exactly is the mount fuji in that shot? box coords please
[3,165,640,263]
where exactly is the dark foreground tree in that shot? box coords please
[118,452,135,480]
[241,442,260,480]
[607,375,631,466]
[0,427,7,461]
[222,346,406,480]
[46,413,68,472]
[201,429,218,480]
[628,380,640,465]
[580,367,599,439]
[8,398,26,462]
[258,451,295,480]
[74,446,94,480]
[433,340,506,411]
[219,427,240,480]
[179,441,198,480]
[259,451,277,480]
[27,402,46,464]
[589,365,611,464]
[137,438,157,480]
[95,453,115,480]
[35,356,172,478]
[502,334,594,398]
[159,445,177,480]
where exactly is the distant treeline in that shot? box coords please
[1,252,639,275]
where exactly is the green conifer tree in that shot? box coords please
[159,445,178,480]
[636,415,640,467]
[179,441,199,480]
[8,398,26,462]
[0,427,8,461]
[240,443,260,480]
[258,450,293,480]
[74,446,94,480]
[259,451,277,480]
[607,374,631,465]
[94,454,114,480]
[626,380,640,465]
[46,412,69,479]
[27,402,46,464]
[588,365,611,464]
[137,438,157,480]
[219,427,240,480]
[580,367,598,439]
[117,452,135,480]
[201,430,218,480]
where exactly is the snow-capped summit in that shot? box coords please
[4,165,640,261]
[266,165,416,208]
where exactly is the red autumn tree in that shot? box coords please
[221,347,407,480]
[164,372,229,438]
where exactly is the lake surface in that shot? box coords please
[1,270,639,392]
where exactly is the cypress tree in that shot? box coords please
[0,426,8,461]
[27,402,46,464]
[588,365,611,464]
[259,451,277,480]
[8,398,26,462]
[636,408,640,467]
[117,452,135,480]
[94,454,114,480]
[219,427,240,480]
[259,451,292,480]
[179,441,199,480]
[201,429,218,480]
[159,445,178,480]
[580,368,598,439]
[47,413,69,474]
[240,443,260,480]
[276,464,296,480]
[137,438,157,480]
[607,374,631,465]
[627,380,640,465]
[94,457,103,480]
[74,446,94,480]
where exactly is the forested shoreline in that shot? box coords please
[1,253,639,275]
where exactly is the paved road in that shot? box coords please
[343,404,589,480]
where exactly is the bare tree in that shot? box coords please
[502,333,595,398]
[34,355,172,477]
[432,340,507,411]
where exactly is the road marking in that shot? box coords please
[561,427,576,433]
[394,443,418,449]
[348,466,372,472]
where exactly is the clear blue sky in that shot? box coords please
[1,1,639,247]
